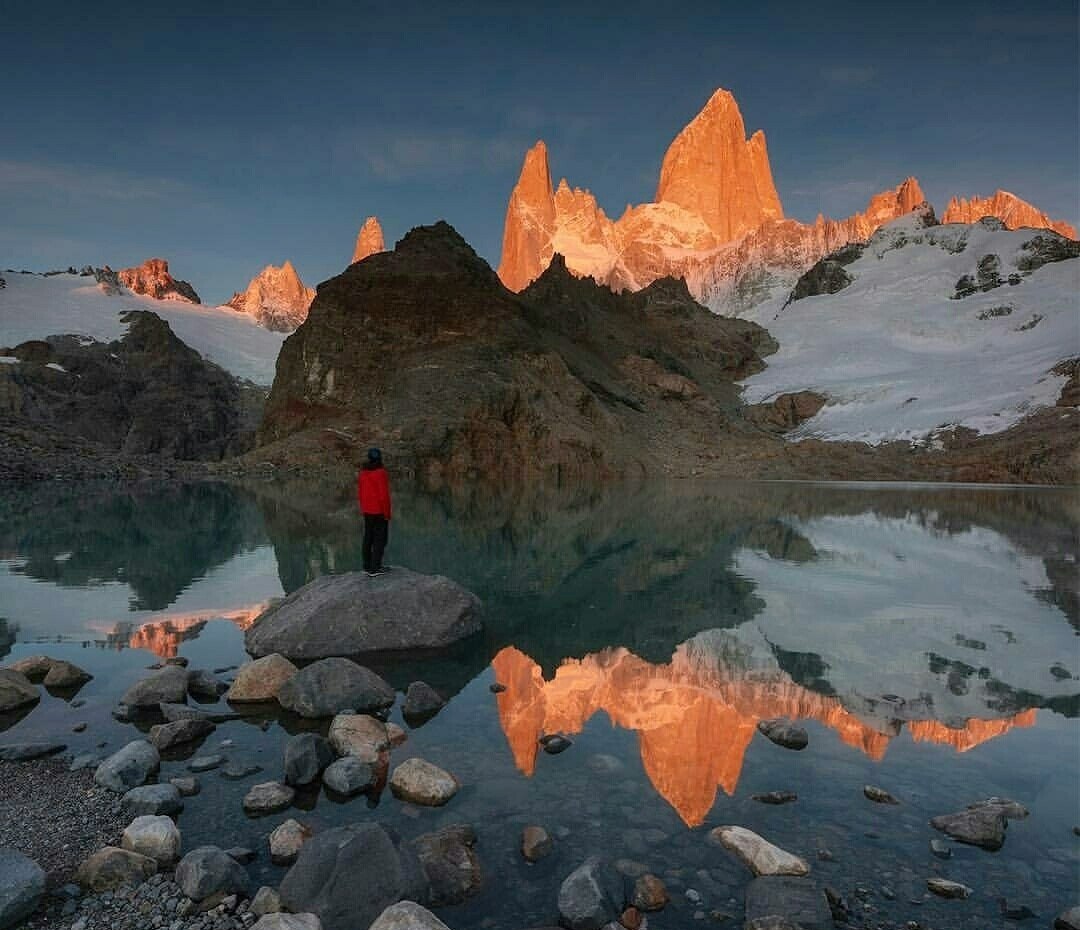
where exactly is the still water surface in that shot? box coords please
[0,480,1077,928]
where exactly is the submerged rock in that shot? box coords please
[557,856,626,930]
[926,877,972,899]
[278,658,394,719]
[244,569,482,660]
[709,826,809,877]
[745,876,831,929]
[863,785,899,805]
[632,873,668,911]
[930,805,1007,850]
[522,825,553,862]
[243,781,295,815]
[756,718,809,750]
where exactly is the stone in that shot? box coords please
[251,916,323,930]
[0,742,65,762]
[165,656,189,667]
[557,856,625,930]
[270,819,314,865]
[148,717,215,751]
[251,886,282,916]
[0,847,45,929]
[170,776,200,796]
[244,781,295,814]
[188,753,225,772]
[631,874,668,911]
[389,757,459,806]
[368,901,451,930]
[322,755,377,796]
[0,669,38,713]
[756,719,808,751]
[122,783,183,816]
[42,660,93,689]
[386,722,408,747]
[752,791,797,805]
[4,656,53,680]
[283,733,335,786]
[121,815,181,865]
[226,654,298,703]
[709,826,809,877]
[863,785,899,805]
[929,838,951,859]
[744,876,831,930]
[175,846,249,901]
[621,907,642,930]
[926,878,971,899]
[968,796,1029,820]
[278,658,395,719]
[522,825,553,862]
[245,569,482,660]
[160,702,212,722]
[1055,906,1080,930]
[187,669,228,700]
[328,713,390,758]
[226,847,257,864]
[119,666,190,710]
[222,759,263,779]
[411,824,481,905]
[541,734,572,754]
[94,740,160,792]
[402,681,446,722]
[930,806,1008,850]
[75,847,157,892]
[279,823,428,930]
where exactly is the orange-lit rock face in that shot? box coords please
[497,141,557,292]
[118,258,200,303]
[492,644,1037,827]
[352,216,386,264]
[226,261,315,332]
[655,89,783,241]
[942,190,1077,239]
[109,604,265,657]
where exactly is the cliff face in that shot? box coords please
[942,190,1077,240]
[226,260,315,332]
[118,258,201,303]
[352,216,386,264]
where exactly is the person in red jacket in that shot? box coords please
[357,447,392,575]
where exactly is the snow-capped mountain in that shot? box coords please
[0,270,285,384]
[737,212,1080,443]
[498,87,1076,314]
[225,260,315,333]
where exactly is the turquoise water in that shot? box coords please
[0,479,1077,928]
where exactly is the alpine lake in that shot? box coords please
[0,478,1077,929]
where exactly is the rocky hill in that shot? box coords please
[118,258,201,303]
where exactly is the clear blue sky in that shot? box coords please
[3,0,1077,303]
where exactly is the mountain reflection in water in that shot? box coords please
[492,642,1037,826]
[93,605,267,657]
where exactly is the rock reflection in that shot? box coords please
[493,639,1038,827]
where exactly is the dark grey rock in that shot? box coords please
[0,669,38,713]
[557,856,625,930]
[283,733,335,787]
[244,568,482,660]
[540,734,572,755]
[42,660,93,689]
[410,824,481,906]
[322,755,377,796]
[757,719,809,751]
[187,669,228,700]
[119,666,189,710]
[242,781,295,814]
[222,760,263,779]
[122,783,184,816]
[175,846,249,902]
[277,657,395,719]
[745,876,831,930]
[75,846,157,892]
[279,823,427,930]
[148,717,215,751]
[0,847,46,929]
[863,785,899,805]
[1055,906,1080,929]
[402,681,445,723]
[0,742,65,762]
[752,791,797,805]
[226,847,257,864]
[170,776,200,796]
[188,753,225,772]
[930,806,1007,850]
[94,740,160,792]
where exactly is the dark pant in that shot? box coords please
[363,514,389,572]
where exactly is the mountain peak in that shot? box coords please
[942,190,1077,239]
[497,140,557,291]
[225,261,314,332]
[352,216,386,264]
[118,258,201,304]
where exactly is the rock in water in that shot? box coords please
[389,758,459,806]
[540,733,572,754]
[4,656,52,680]
[244,569,482,660]
[279,823,428,930]
[752,791,798,805]
[42,660,92,688]
[122,783,183,816]
[0,669,38,712]
[0,742,65,762]
[251,915,324,930]
[744,876,831,929]
[119,666,189,710]
[148,717,215,751]
[368,901,451,929]
[709,826,810,876]
[0,847,45,928]
[251,886,282,916]
[930,805,1008,850]
[756,718,809,750]
[243,782,295,814]
[94,740,160,792]
[270,819,314,865]
[410,824,481,905]
[522,825,553,862]
[187,669,228,700]
[121,815,181,865]
[278,658,394,719]
[968,797,1029,820]
[402,681,446,723]
[864,785,899,805]
[75,847,157,892]
[328,713,390,757]
[322,756,377,796]
[557,856,626,930]
[632,874,668,911]
[1055,906,1080,930]
[226,654,298,703]
[926,878,972,899]
[283,733,335,786]
[175,846,249,901]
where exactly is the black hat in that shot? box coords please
[367,447,382,463]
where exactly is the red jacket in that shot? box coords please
[357,465,392,519]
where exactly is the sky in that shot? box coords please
[2,0,1078,304]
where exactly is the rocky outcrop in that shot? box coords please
[244,568,482,659]
[352,216,386,264]
[943,190,1077,240]
[497,141,557,292]
[226,261,315,332]
[118,258,200,303]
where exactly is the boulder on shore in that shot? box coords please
[94,740,160,792]
[0,669,38,713]
[0,847,45,928]
[244,568,481,660]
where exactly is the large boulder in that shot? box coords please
[4,656,52,681]
[557,856,626,930]
[744,877,831,930]
[226,654,298,703]
[279,823,428,930]
[0,847,45,929]
[283,733,335,787]
[94,740,160,792]
[121,815,181,865]
[42,660,93,689]
[0,669,38,713]
[402,681,445,724]
[175,846,249,901]
[119,666,189,710]
[369,902,452,930]
[930,804,1008,850]
[244,569,482,659]
[278,658,394,718]
[75,847,157,892]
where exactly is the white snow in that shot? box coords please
[0,273,286,384]
[738,218,1080,443]
[45,362,66,372]
[0,355,16,364]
